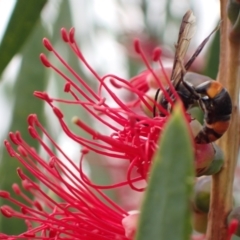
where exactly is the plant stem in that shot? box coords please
[206,0,240,239]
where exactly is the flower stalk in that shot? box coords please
[206,0,240,239]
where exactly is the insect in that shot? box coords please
[155,10,232,144]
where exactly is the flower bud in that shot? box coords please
[122,211,140,239]
[193,176,211,213]
[190,119,221,176]
[201,143,224,175]
[228,207,240,237]
[195,143,215,176]
[192,211,208,233]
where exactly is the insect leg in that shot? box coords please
[153,88,161,117]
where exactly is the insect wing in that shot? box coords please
[171,10,196,87]
[183,72,213,87]
[184,22,220,71]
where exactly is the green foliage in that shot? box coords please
[0,0,47,77]
[135,104,194,240]
[204,30,220,79]
[0,0,47,235]
[228,0,240,26]
[0,21,48,235]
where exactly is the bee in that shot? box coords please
[155,10,232,144]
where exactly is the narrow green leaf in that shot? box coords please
[0,0,47,77]
[0,22,47,234]
[204,29,220,79]
[135,104,194,240]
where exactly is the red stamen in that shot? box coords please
[64,82,71,92]
[0,191,10,198]
[43,38,53,51]
[33,201,43,211]
[61,28,69,42]
[152,47,162,61]
[34,91,52,103]
[133,39,174,107]
[69,27,75,43]
[0,206,13,217]
[27,114,37,126]
[9,132,18,145]
[12,184,21,195]
[53,107,64,119]
[17,168,26,180]
[227,219,238,240]
[18,146,28,157]
[28,126,39,139]
[39,53,51,68]
[15,131,23,143]
[4,140,15,157]
[134,39,141,54]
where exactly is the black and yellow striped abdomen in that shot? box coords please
[194,81,232,144]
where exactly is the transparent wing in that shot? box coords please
[171,10,196,87]
[184,22,220,71]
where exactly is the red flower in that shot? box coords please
[0,28,174,239]
[33,28,174,186]
[0,27,215,239]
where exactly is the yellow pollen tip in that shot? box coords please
[72,116,79,124]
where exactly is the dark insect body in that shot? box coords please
[155,10,232,144]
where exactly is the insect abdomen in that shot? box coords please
[194,81,232,144]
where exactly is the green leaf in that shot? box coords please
[135,104,194,240]
[204,29,220,79]
[0,22,47,234]
[0,0,47,77]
